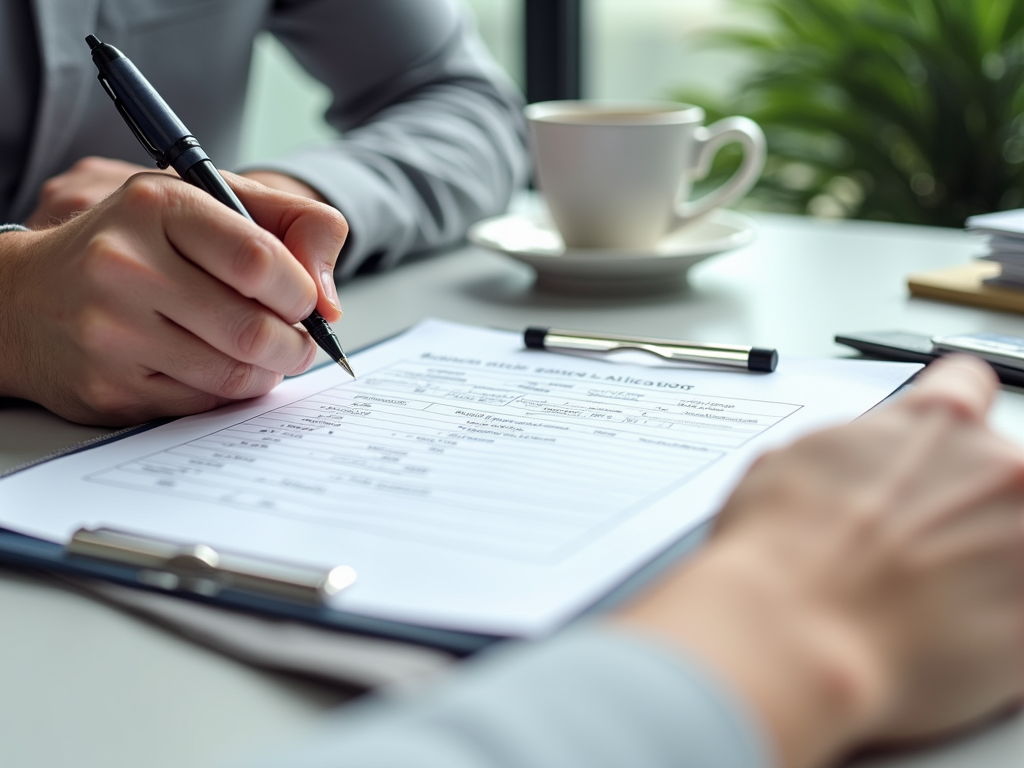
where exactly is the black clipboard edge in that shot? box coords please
[0,418,172,480]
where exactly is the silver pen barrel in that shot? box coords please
[524,327,777,372]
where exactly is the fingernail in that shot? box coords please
[321,267,341,313]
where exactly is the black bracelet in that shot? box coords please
[0,224,29,234]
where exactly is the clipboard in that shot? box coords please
[0,334,713,655]
[0,518,711,655]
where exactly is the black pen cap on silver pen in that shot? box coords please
[524,327,778,373]
[747,347,778,372]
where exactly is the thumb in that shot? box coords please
[224,171,348,323]
[900,353,998,422]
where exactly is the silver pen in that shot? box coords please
[524,327,778,373]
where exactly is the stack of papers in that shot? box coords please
[967,209,1024,288]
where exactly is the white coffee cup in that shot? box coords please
[525,101,766,250]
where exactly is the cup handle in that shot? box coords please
[673,116,766,226]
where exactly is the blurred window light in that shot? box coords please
[238,33,335,167]
[585,0,758,102]
[464,0,524,90]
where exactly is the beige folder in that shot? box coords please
[907,262,1024,314]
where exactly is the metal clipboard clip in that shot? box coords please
[67,527,357,607]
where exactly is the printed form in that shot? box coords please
[0,320,920,635]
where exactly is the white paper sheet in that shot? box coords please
[0,319,920,635]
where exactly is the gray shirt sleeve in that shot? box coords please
[243,0,530,280]
[238,626,773,768]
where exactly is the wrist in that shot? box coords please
[0,227,41,399]
[615,541,894,768]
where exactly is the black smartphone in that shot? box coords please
[834,330,1024,388]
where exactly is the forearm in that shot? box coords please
[250,82,527,279]
[240,627,769,768]
[248,2,529,280]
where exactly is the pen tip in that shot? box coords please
[338,356,355,379]
[86,34,100,50]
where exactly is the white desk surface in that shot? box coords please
[3,212,1024,768]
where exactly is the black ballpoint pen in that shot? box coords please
[85,34,354,378]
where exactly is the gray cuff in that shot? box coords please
[240,626,773,768]
[0,224,29,234]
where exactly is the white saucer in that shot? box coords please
[468,208,756,294]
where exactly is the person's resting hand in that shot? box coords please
[0,170,347,425]
[617,355,1024,768]
[24,156,327,228]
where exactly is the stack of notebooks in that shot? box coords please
[966,209,1024,288]
[906,208,1024,313]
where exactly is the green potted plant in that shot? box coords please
[682,0,1024,226]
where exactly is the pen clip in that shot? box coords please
[97,74,168,168]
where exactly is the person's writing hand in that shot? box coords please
[617,356,1024,768]
[0,171,347,425]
